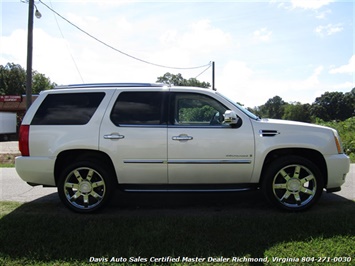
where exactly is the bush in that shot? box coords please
[316,117,355,163]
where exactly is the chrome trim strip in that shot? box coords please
[57,83,165,89]
[168,125,231,129]
[124,188,254,193]
[118,124,167,128]
[168,159,252,164]
[124,159,252,164]
[124,160,165,164]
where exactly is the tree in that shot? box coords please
[0,62,56,95]
[282,102,311,122]
[257,96,286,119]
[310,91,353,121]
[0,63,26,95]
[344,88,355,117]
[32,71,56,94]
[157,72,210,88]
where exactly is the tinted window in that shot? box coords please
[32,92,105,125]
[171,93,227,126]
[110,92,165,126]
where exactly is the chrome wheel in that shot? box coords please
[63,167,106,210]
[272,164,317,208]
[262,156,323,211]
[58,161,113,213]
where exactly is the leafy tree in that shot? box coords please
[157,72,210,88]
[249,88,353,122]
[32,71,56,94]
[179,105,215,122]
[282,102,311,122]
[344,88,355,117]
[0,62,56,95]
[0,63,26,95]
[257,96,286,119]
[311,91,353,121]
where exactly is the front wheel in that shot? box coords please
[58,161,114,213]
[262,156,324,211]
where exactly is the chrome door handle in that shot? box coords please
[104,133,125,140]
[172,135,193,141]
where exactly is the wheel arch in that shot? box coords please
[259,148,328,188]
[54,149,118,187]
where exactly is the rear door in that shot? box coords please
[99,90,168,184]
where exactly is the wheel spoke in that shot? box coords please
[65,182,79,189]
[300,187,314,195]
[273,183,287,189]
[300,174,315,185]
[293,165,301,179]
[280,190,292,201]
[73,170,84,182]
[86,170,94,181]
[70,191,82,202]
[280,169,291,181]
[90,191,103,199]
[92,180,105,188]
[294,192,301,204]
[83,194,89,205]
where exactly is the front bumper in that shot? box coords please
[325,153,350,189]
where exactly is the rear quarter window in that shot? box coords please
[31,92,105,125]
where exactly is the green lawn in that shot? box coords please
[1,195,354,266]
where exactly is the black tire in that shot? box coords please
[58,161,114,213]
[262,156,324,211]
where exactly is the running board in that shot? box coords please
[120,184,258,193]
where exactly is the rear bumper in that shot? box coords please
[325,154,350,189]
[15,156,56,187]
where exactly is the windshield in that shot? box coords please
[216,92,260,120]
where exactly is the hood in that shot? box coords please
[259,118,332,130]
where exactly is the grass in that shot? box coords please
[1,194,355,266]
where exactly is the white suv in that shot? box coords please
[15,83,350,213]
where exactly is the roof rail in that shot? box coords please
[55,83,166,89]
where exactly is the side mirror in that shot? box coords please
[223,110,239,125]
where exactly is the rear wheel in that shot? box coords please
[58,161,114,213]
[262,156,324,211]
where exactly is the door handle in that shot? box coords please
[172,135,193,141]
[104,133,125,140]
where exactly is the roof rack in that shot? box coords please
[55,83,166,89]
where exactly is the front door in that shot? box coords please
[167,92,254,184]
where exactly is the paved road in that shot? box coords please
[0,165,354,204]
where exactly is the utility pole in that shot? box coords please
[212,61,215,91]
[26,0,34,110]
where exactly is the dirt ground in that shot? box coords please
[0,153,19,165]
[0,141,20,165]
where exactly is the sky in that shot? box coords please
[0,0,354,108]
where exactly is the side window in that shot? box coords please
[110,92,165,126]
[171,93,227,126]
[31,92,105,125]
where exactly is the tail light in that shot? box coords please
[19,125,30,156]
